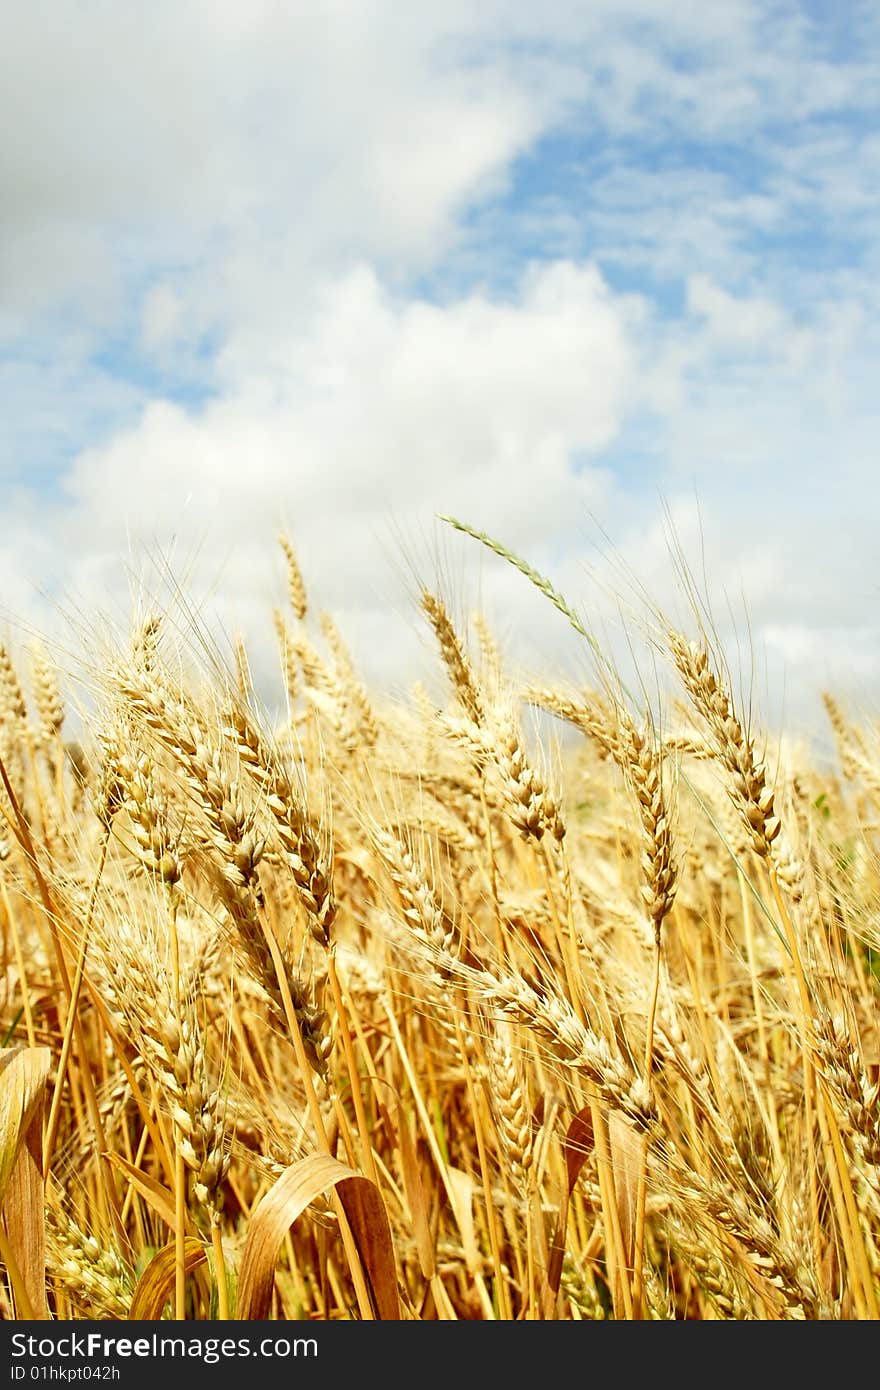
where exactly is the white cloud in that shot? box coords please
[687,275,790,352]
[0,2,557,337]
[47,260,631,663]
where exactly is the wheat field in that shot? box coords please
[0,530,877,1321]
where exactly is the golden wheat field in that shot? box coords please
[0,528,877,1322]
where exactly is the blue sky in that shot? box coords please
[2,0,879,735]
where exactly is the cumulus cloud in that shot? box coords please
[31,259,630,698]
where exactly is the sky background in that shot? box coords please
[2,0,879,741]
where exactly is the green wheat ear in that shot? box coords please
[438,513,603,662]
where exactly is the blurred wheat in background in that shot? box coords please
[0,527,877,1321]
